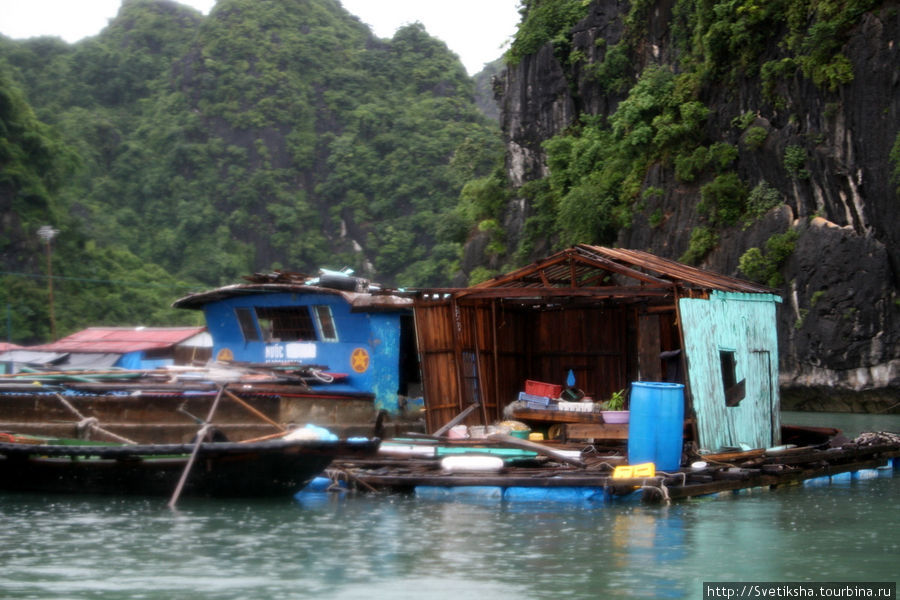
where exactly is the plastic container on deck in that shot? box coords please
[627,381,685,472]
[524,380,562,399]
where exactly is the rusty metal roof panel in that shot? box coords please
[29,327,207,353]
[471,245,774,295]
[579,246,773,293]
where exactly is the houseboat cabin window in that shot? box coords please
[255,307,317,342]
[236,307,260,342]
[313,305,338,341]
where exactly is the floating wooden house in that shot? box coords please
[172,270,420,417]
[411,244,782,455]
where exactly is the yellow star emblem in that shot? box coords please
[350,348,370,373]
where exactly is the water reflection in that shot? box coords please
[2,412,898,599]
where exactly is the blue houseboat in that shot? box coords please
[172,269,420,419]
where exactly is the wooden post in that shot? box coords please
[449,296,467,426]
[637,313,662,381]
[471,313,489,426]
[672,287,699,452]
[491,301,501,423]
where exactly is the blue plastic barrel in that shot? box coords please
[627,381,685,471]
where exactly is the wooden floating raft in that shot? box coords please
[326,433,900,504]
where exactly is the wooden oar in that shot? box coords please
[223,388,286,432]
[168,384,226,509]
[239,431,290,444]
[486,432,585,468]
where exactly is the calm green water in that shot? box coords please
[2,412,898,600]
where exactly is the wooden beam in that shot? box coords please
[539,269,551,287]
[452,286,674,300]
[471,253,574,288]
[565,423,629,440]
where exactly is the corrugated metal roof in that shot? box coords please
[172,283,413,311]
[0,350,67,364]
[29,327,207,354]
[470,244,774,295]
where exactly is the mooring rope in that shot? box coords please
[324,467,377,492]
[640,480,671,504]
[54,393,138,445]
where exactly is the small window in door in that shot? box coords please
[720,350,736,391]
[313,305,338,341]
[720,349,746,407]
[235,307,260,342]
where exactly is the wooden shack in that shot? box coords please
[413,244,783,454]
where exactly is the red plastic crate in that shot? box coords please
[524,380,562,399]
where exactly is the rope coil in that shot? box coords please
[311,369,334,383]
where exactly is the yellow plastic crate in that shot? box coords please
[612,463,656,478]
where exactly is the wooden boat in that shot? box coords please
[0,363,417,443]
[0,432,380,498]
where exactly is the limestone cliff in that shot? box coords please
[491,0,899,410]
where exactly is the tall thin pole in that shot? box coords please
[45,238,55,340]
[37,226,59,341]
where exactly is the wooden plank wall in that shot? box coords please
[529,306,628,403]
[415,300,634,431]
[414,302,462,432]
[489,302,531,419]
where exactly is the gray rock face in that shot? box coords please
[489,0,899,409]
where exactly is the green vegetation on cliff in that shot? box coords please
[514,0,890,272]
[5,0,891,346]
[506,0,590,66]
[0,65,198,343]
[1,0,501,342]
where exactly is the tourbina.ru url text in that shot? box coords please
[703,582,896,599]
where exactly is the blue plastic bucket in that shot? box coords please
[627,381,685,471]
